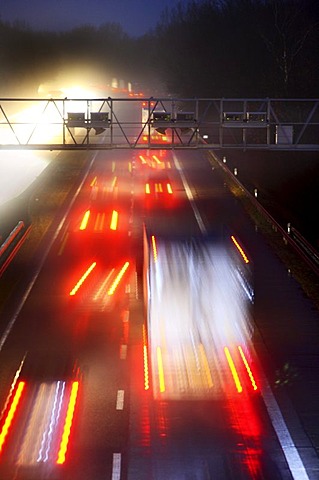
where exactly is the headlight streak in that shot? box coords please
[37,381,66,463]
[79,210,91,230]
[145,183,150,194]
[166,183,173,194]
[56,381,79,465]
[231,235,249,264]
[107,261,130,296]
[224,347,243,393]
[0,381,25,455]
[17,383,56,465]
[69,261,97,296]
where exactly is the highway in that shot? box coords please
[0,143,319,479]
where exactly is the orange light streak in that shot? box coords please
[231,235,249,264]
[56,381,79,465]
[139,155,147,164]
[152,155,161,164]
[145,183,150,194]
[90,176,97,187]
[107,261,130,296]
[143,325,150,390]
[69,262,96,296]
[199,344,213,388]
[155,183,163,193]
[151,235,157,263]
[224,347,243,393]
[157,347,165,393]
[238,346,258,391]
[79,210,91,231]
[110,210,118,231]
[166,183,173,194]
[0,381,25,455]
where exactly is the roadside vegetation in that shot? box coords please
[0,0,318,98]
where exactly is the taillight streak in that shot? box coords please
[143,325,150,391]
[224,347,243,393]
[151,235,157,263]
[69,262,97,296]
[156,347,165,393]
[139,155,147,164]
[199,344,213,388]
[166,183,173,194]
[238,346,258,391]
[56,381,79,465]
[0,381,25,455]
[79,210,90,231]
[107,261,130,296]
[93,268,115,301]
[110,210,119,231]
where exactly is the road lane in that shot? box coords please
[0,145,318,479]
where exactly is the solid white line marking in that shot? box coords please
[111,453,121,480]
[116,390,125,410]
[261,381,310,480]
[172,153,206,234]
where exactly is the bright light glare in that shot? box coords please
[0,152,50,206]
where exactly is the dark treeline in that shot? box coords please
[0,0,318,98]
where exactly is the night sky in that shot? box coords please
[1,0,182,37]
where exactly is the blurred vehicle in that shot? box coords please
[0,353,80,476]
[143,230,256,400]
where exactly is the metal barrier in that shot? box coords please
[209,151,319,276]
[0,97,319,150]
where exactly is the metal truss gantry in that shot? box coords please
[0,97,319,151]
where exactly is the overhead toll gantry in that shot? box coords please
[0,97,319,150]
